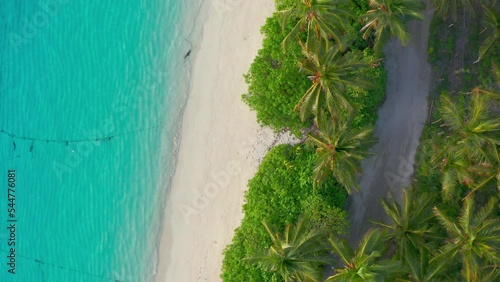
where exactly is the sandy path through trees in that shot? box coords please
[348,1,434,245]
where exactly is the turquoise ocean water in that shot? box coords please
[0,0,201,281]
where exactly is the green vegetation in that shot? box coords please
[224,0,500,281]
[242,16,310,135]
[428,93,500,200]
[221,145,347,281]
[242,0,387,135]
[410,1,500,280]
[477,5,499,62]
[377,189,453,281]
[433,197,500,281]
[375,188,436,260]
[295,42,372,123]
[328,229,404,281]
[245,218,332,282]
[360,0,425,53]
[417,1,500,201]
[278,0,354,50]
[309,113,375,192]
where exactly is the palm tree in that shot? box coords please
[375,188,437,260]
[431,0,474,22]
[328,228,404,281]
[471,63,500,100]
[309,113,375,193]
[475,5,499,63]
[245,218,332,282]
[402,246,452,281]
[433,196,500,281]
[467,144,500,197]
[429,139,474,200]
[295,42,372,122]
[430,93,500,199]
[278,0,354,50]
[480,269,500,282]
[360,0,424,53]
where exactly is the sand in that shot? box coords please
[348,1,434,245]
[155,1,277,281]
[156,0,436,278]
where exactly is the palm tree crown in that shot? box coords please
[430,93,500,199]
[278,0,354,50]
[376,188,437,260]
[245,218,331,282]
[309,114,375,193]
[296,42,372,122]
[467,144,500,197]
[403,246,452,281]
[360,0,424,53]
[433,197,500,281]
[476,5,499,63]
[328,228,404,281]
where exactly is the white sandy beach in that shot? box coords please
[156,1,277,281]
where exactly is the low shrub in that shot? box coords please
[221,145,348,282]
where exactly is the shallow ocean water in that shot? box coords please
[0,0,199,281]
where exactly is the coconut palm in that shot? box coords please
[433,196,500,281]
[476,5,500,62]
[327,228,404,281]
[278,0,354,51]
[467,144,500,197]
[472,63,500,99]
[375,188,437,260]
[401,246,452,281]
[430,93,500,199]
[296,42,372,123]
[480,269,500,282]
[245,218,332,282]
[360,0,424,53]
[429,139,475,200]
[309,113,375,193]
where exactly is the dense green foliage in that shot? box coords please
[417,5,500,202]
[433,197,500,281]
[428,93,500,200]
[409,5,500,280]
[278,0,354,50]
[328,229,404,281]
[301,194,348,236]
[224,0,399,280]
[309,114,375,192]
[242,16,310,135]
[295,42,374,123]
[347,50,387,128]
[376,188,437,261]
[360,0,425,53]
[431,0,499,22]
[221,145,347,282]
[372,185,500,281]
[242,1,387,135]
[245,218,332,282]
[476,5,499,62]
[219,0,500,281]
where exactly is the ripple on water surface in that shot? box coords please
[0,0,195,281]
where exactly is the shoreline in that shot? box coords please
[155,1,275,281]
